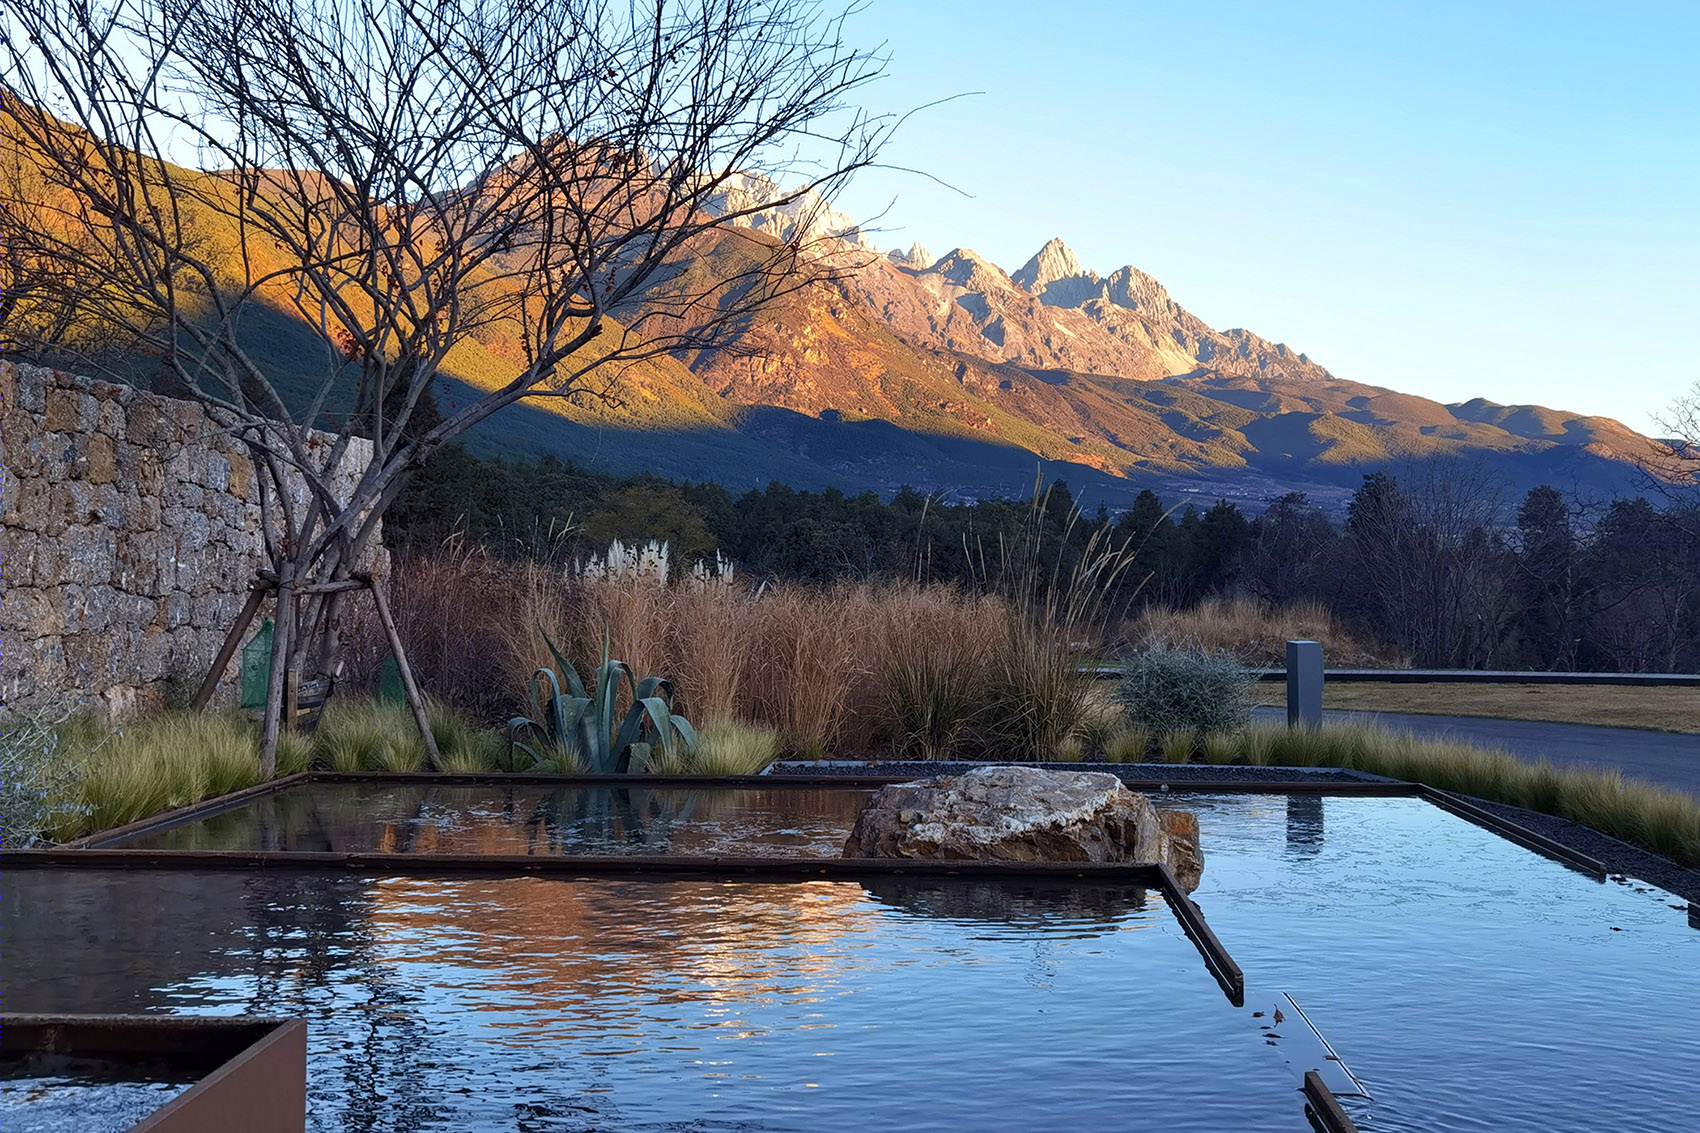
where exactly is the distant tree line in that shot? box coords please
[390,444,1700,673]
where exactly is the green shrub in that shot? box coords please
[1,710,95,847]
[1114,637,1256,736]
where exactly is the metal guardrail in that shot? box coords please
[1084,665,1700,687]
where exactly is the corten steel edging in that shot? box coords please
[308,769,1416,794]
[0,847,1177,881]
[67,773,312,848]
[306,770,896,788]
[1156,863,1244,1006]
[1412,785,1608,879]
[133,1017,305,1133]
[2,1014,305,1133]
[1302,1070,1360,1133]
[0,848,1245,1003]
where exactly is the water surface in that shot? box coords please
[11,788,1696,1131]
[112,784,874,858]
[3,871,1297,1131]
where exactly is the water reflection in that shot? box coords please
[3,871,1295,1132]
[1284,794,1325,857]
[860,878,1152,931]
[117,784,874,858]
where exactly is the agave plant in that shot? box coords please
[507,631,698,774]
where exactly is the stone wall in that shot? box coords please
[1,361,383,720]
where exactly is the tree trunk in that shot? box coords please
[259,566,295,776]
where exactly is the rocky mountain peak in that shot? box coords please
[1012,237,1090,294]
[1103,265,1174,316]
[926,247,1016,290]
[887,242,934,271]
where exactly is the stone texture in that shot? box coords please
[1,361,388,720]
[1159,809,1204,894]
[841,765,1204,891]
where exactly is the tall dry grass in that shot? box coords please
[390,495,1131,763]
[1128,595,1405,668]
[346,544,533,724]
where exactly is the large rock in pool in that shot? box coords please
[841,765,1203,891]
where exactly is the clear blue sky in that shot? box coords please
[828,0,1697,434]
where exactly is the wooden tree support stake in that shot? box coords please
[190,585,268,713]
[360,573,442,769]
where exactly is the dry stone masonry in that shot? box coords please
[1,361,383,720]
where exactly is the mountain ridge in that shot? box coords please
[0,108,1659,513]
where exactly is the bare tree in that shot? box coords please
[1,0,889,767]
[1343,463,1516,668]
[1642,380,1700,536]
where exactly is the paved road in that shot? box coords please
[1250,706,1700,797]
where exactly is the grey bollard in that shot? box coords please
[1286,640,1323,730]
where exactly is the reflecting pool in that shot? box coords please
[1184,794,1699,1132]
[1,1056,195,1133]
[107,783,876,857]
[3,871,1295,1131]
[8,789,1696,1131]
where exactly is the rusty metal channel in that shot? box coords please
[3,1014,307,1133]
[1156,863,1244,1006]
[1302,1070,1361,1133]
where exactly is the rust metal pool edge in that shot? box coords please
[2,1014,305,1132]
[1302,1070,1360,1133]
[1156,862,1245,1006]
[1,848,1249,1004]
[66,773,313,848]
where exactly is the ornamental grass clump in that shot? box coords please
[1257,721,1700,868]
[977,484,1141,760]
[1101,724,1151,763]
[1201,731,1241,765]
[878,588,998,760]
[1114,637,1257,737]
[1159,729,1197,764]
[77,712,264,833]
[273,730,315,776]
[315,699,427,772]
[691,719,783,776]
